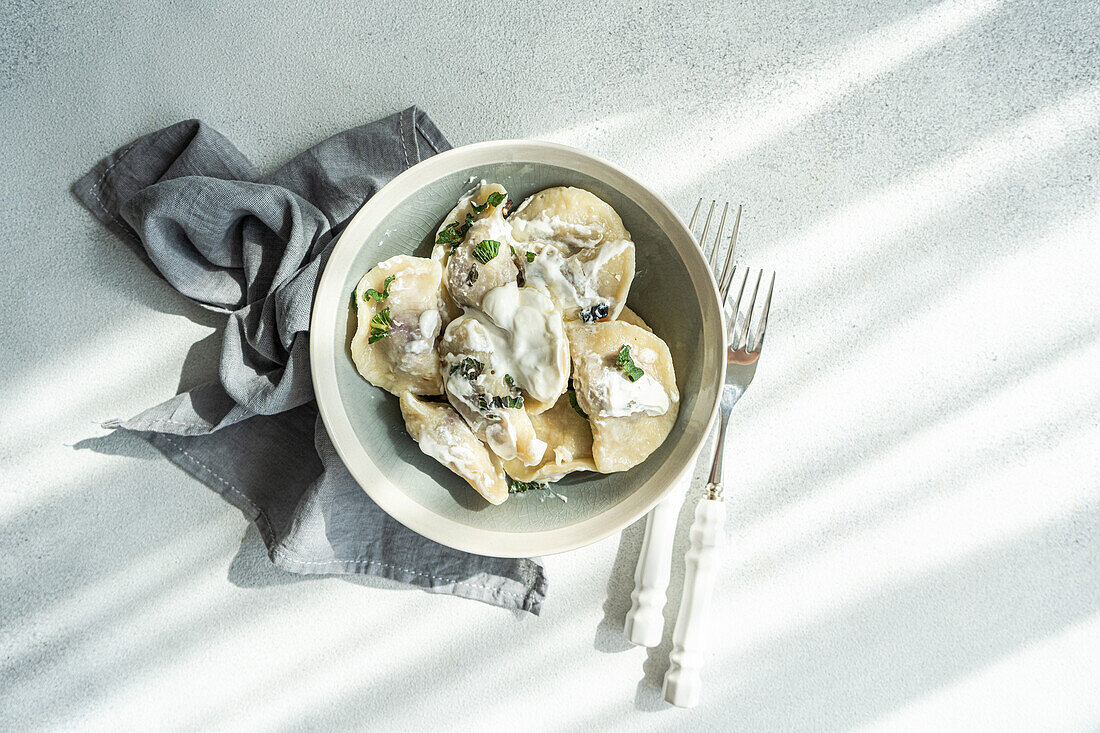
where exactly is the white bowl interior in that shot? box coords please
[312,143,722,556]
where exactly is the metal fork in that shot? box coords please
[624,201,756,649]
[663,201,775,708]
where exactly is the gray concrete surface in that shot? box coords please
[2,0,1099,730]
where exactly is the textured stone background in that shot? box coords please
[1,0,1098,730]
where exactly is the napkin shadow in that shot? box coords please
[93,222,229,328]
[70,428,162,460]
[593,517,647,653]
[175,329,224,395]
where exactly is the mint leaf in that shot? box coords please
[472,239,500,264]
[363,274,395,302]
[616,344,645,382]
[368,308,392,344]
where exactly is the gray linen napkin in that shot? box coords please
[73,106,547,614]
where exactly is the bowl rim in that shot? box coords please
[309,139,725,557]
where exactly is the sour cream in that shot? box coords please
[450,283,569,403]
[404,309,442,355]
[415,425,483,479]
[524,239,634,318]
[590,370,670,418]
[511,214,600,248]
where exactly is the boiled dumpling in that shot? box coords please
[523,240,635,322]
[431,182,508,264]
[510,186,631,251]
[443,282,570,417]
[501,394,597,482]
[399,392,509,505]
[438,284,572,466]
[438,184,519,312]
[351,255,444,396]
[511,187,635,322]
[567,321,680,473]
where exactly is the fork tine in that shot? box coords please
[732,269,762,351]
[698,201,717,258]
[688,199,703,231]
[725,266,749,338]
[707,202,729,270]
[717,204,742,298]
[749,271,775,352]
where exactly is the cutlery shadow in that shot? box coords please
[593,516,647,653]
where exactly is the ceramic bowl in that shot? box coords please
[310,140,724,557]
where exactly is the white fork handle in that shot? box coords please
[623,473,689,647]
[663,495,727,708]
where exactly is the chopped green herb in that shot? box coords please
[504,374,516,389]
[509,479,549,494]
[363,274,395,303]
[368,308,392,344]
[509,245,516,256]
[477,394,490,412]
[568,390,589,419]
[465,265,479,287]
[436,213,476,251]
[616,344,645,382]
[525,251,536,262]
[435,222,461,246]
[472,239,500,264]
[449,357,484,381]
[492,394,524,409]
[486,192,505,208]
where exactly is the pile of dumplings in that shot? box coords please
[350,183,679,505]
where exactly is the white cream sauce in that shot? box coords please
[454,283,569,403]
[590,370,670,418]
[415,424,485,482]
[511,214,600,249]
[524,239,633,318]
[403,309,441,355]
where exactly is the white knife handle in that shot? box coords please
[623,476,688,647]
[663,490,727,708]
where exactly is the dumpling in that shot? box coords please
[440,184,520,312]
[351,255,444,396]
[523,240,635,322]
[567,321,680,473]
[510,186,631,251]
[443,281,570,413]
[477,282,571,413]
[511,187,635,322]
[399,392,509,505]
[431,182,508,264]
[617,305,653,332]
[438,284,571,466]
[501,394,597,482]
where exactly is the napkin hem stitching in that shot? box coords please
[89,141,143,247]
[160,435,278,547]
[399,111,411,167]
[415,122,442,154]
[269,549,530,603]
[159,437,536,609]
